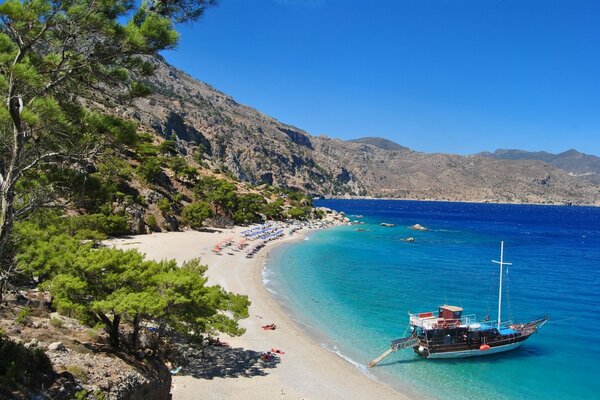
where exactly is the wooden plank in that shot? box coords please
[368,348,394,368]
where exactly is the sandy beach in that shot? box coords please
[109,225,416,400]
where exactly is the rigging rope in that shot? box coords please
[506,264,513,323]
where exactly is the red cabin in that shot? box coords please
[438,305,463,321]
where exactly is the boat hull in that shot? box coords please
[424,341,523,359]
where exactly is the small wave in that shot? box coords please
[264,285,278,295]
[320,343,376,379]
[304,237,310,241]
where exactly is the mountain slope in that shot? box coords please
[347,137,411,152]
[477,149,600,183]
[118,57,600,206]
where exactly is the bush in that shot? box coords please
[157,198,172,214]
[15,307,31,325]
[136,157,163,183]
[287,206,310,220]
[0,334,54,395]
[159,139,177,155]
[182,202,214,230]
[146,214,158,231]
[50,317,63,328]
[69,213,130,238]
[233,194,265,224]
[65,365,89,383]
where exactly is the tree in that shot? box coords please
[233,193,265,224]
[288,206,309,220]
[262,198,284,220]
[193,176,238,216]
[24,233,248,349]
[181,201,213,229]
[0,0,215,295]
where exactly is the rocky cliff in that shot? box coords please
[118,57,600,206]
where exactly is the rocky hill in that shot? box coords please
[477,149,600,184]
[117,57,600,206]
[346,137,411,152]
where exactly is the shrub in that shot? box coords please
[136,157,163,184]
[182,202,214,229]
[69,213,130,238]
[157,198,172,214]
[159,139,177,155]
[287,206,310,220]
[50,317,63,328]
[0,334,54,394]
[66,365,89,383]
[146,215,158,231]
[15,307,31,325]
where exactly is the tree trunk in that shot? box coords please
[97,312,121,348]
[0,94,25,280]
[110,314,121,348]
[132,314,140,350]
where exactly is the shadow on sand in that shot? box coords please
[178,345,281,379]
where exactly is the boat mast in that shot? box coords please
[492,241,511,329]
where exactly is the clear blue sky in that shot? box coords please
[163,0,600,156]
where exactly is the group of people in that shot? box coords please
[259,348,285,361]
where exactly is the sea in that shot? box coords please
[264,199,600,400]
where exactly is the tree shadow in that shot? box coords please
[178,345,280,379]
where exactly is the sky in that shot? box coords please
[163,0,600,156]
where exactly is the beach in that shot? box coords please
[108,225,414,400]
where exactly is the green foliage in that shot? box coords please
[74,390,88,400]
[194,144,206,163]
[0,0,216,290]
[50,317,63,328]
[181,202,213,229]
[157,198,172,214]
[66,365,89,384]
[0,334,54,395]
[262,199,284,220]
[159,139,177,155]
[146,214,158,231]
[137,157,163,184]
[165,156,187,178]
[68,213,130,238]
[15,307,31,325]
[19,231,249,346]
[287,206,311,220]
[85,113,138,147]
[193,177,238,215]
[173,193,184,203]
[233,194,266,224]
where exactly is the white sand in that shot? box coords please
[109,227,417,399]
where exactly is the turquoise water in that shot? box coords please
[265,200,600,400]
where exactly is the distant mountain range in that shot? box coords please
[119,57,600,206]
[476,149,600,184]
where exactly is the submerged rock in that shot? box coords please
[410,224,429,231]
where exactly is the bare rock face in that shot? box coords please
[123,57,600,206]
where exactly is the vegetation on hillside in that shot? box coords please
[0,9,320,395]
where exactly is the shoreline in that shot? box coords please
[108,223,417,399]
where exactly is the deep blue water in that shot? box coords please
[265,200,600,400]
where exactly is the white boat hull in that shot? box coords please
[425,341,523,359]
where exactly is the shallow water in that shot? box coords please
[265,200,600,400]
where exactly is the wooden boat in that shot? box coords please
[368,242,548,366]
